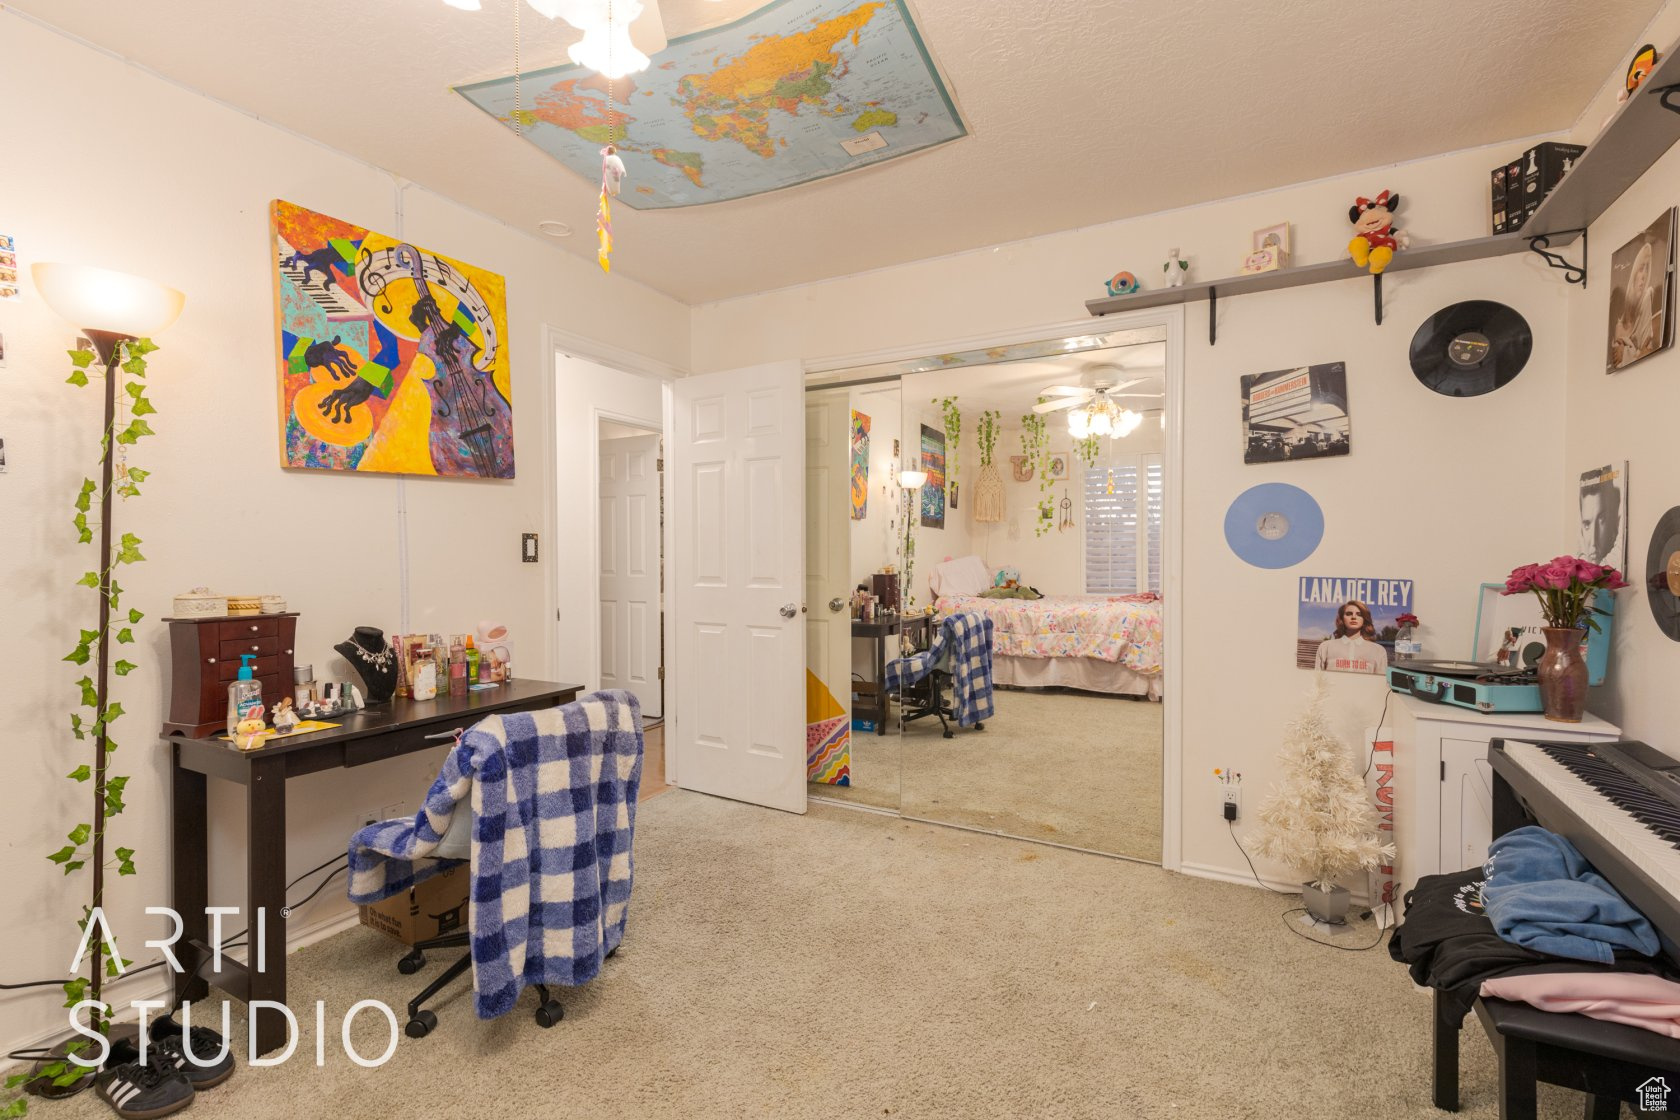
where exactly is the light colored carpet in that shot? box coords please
[822,689,1163,861]
[46,793,1603,1119]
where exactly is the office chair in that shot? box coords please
[885,612,994,739]
[350,692,643,1040]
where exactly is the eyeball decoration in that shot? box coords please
[1104,270,1141,297]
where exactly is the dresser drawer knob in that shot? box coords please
[251,645,260,652]
[207,657,217,665]
[285,649,293,655]
[250,624,259,632]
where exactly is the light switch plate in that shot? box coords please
[521,533,539,563]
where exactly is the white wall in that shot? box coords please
[848,384,903,588]
[1561,6,1680,742]
[696,141,1576,885]
[0,14,687,1053]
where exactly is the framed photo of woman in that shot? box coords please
[1607,208,1676,373]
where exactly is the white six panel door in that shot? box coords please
[671,362,806,813]
[805,389,853,747]
[600,432,663,717]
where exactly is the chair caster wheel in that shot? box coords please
[405,1011,437,1038]
[606,945,619,959]
[974,721,984,731]
[942,730,953,739]
[535,1000,564,1028]
[397,951,426,975]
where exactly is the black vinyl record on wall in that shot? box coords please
[1409,301,1532,397]
[1647,505,1680,642]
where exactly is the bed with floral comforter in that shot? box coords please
[934,593,1163,695]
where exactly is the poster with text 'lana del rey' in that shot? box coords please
[1297,576,1414,673]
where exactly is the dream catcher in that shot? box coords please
[1059,496,1074,532]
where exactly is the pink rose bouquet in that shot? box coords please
[1501,555,1628,632]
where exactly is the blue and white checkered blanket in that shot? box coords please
[883,612,995,727]
[347,690,643,1019]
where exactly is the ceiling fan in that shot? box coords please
[1031,369,1152,415]
[1034,365,1156,439]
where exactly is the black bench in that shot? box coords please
[1434,988,1680,1117]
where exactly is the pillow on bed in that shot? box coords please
[931,555,991,598]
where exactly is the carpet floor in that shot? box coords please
[821,688,1163,861]
[46,792,1605,1119]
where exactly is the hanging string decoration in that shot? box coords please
[596,3,623,272]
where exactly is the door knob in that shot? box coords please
[780,603,804,619]
[828,597,846,613]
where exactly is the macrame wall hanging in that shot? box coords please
[973,408,1004,523]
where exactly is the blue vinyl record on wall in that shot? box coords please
[1224,483,1324,569]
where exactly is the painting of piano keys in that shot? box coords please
[269,200,514,478]
[1296,575,1415,673]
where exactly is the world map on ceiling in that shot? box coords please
[454,0,965,209]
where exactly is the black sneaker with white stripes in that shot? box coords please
[109,1029,235,1090]
[94,1059,192,1119]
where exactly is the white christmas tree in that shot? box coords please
[1251,677,1396,889]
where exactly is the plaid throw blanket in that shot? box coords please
[883,612,995,727]
[347,690,643,1019]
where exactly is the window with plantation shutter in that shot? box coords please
[1083,454,1163,594]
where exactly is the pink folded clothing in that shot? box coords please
[1480,971,1680,1037]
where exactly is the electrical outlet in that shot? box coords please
[355,806,384,832]
[1213,767,1242,820]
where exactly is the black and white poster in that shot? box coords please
[1241,362,1350,465]
[1576,461,1629,574]
[1607,208,1675,373]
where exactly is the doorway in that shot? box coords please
[598,417,664,719]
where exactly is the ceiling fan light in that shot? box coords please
[1090,411,1113,437]
[444,0,482,8]
[568,23,651,77]
[1068,408,1090,439]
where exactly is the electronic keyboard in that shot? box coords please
[1490,738,1680,958]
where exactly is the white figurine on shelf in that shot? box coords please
[1163,248,1189,288]
[272,697,299,735]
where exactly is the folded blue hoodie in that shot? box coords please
[1482,826,1659,964]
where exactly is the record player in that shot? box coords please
[1387,582,1614,713]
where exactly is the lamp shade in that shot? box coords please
[898,469,928,489]
[32,263,184,338]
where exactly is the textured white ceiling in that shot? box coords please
[906,345,1165,417]
[12,0,1663,303]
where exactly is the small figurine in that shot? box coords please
[1621,44,1660,107]
[1347,190,1409,274]
[600,145,627,196]
[1162,249,1188,288]
[234,715,266,751]
[1104,270,1141,297]
[272,698,299,735]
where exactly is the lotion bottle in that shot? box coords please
[227,654,264,735]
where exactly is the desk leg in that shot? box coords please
[876,635,888,735]
[1432,989,1459,1111]
[171,749,209,1007]
[247,754,289,1056]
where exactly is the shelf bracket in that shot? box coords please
[1208,286,1217,346]
[1655,83,1680,115]
[1526,227,1588,288]
[1373,272,1384,326]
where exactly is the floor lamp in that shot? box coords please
[33,262,183,1021]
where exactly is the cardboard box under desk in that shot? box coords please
[357,862,470,945]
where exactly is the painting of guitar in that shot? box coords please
[269,200,514,478]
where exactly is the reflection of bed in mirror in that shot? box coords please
[929,557,1163,701]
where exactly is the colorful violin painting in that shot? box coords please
[270,199,514,479]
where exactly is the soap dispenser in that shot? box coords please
[227,653,265,735]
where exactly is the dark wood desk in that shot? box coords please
[165,677,582,1055]
[851,615,932,735]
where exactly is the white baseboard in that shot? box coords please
[1178,860,1377,908]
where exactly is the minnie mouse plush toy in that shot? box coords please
[1347,190,1409,274]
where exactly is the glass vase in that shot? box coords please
[1538,626,1589,723]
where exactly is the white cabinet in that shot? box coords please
[1388,695,1620,895]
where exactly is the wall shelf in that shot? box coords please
[1084,39,1680,337]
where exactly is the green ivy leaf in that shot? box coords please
[66,368,90,387]
[63,644,91,666]
[114,847,136,875]
[101,702,124,724]
[74,511,93,543]
[108,581,122,609]
[79,629,99,645]
[115,419,154,445]
[67,823,91,846]
[76,570,99,588]
[62,861,85,875]
[124,381,143,400]
[127,468,149,485]
[78,677,98,708]
[114,659,136,675]
[131,337,158,356]
[70,713,86,740]
[121,354,147,376]
[75,478,96,512]
[105,735,118,752]
[46,845,76,865]
[115,629,134,645]
[130,394,157,417]
[4,1072,28,1089]
[117,533,144,564]
[128,608,143,624]
[68,764,91,781]
[62,975,89,1008]
[2,1095,30,1117]
[67,348,95,369]
[117,482,139,499]
[107,776,128,797]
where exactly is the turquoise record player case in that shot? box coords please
[1385,582,1614,713]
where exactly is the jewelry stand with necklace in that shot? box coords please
[335,626,398,704]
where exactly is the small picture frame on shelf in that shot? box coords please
[1253,223,1291,258]
[1046,452,1071,481]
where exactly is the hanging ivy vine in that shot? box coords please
[1020,410,1053,536]
[976,409,1000,468]
[936,397,960,491]
[1075,434,1101,468]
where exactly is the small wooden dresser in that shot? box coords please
[162,613,298,737]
